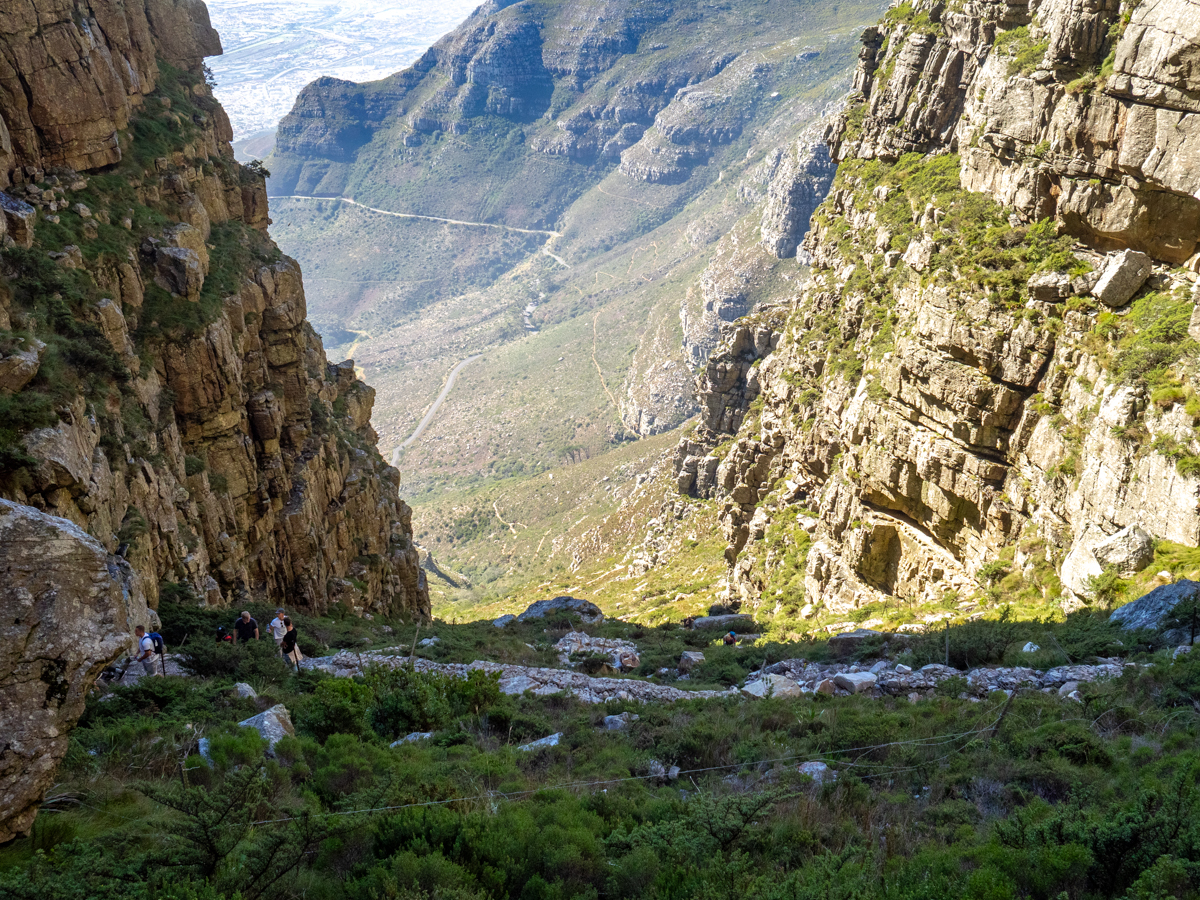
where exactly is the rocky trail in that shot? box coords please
[296,644,1141,707]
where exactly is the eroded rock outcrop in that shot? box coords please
[0,1,427,618]
[0,500,150,843]
[682,0,1200,616]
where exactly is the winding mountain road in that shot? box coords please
[275,195,561,237]
[391,354,482,464]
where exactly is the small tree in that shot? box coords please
[1087,566,1128,608]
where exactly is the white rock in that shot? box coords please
[603,712,639,730]
[895,664,912,675]
[1022,642,1040,653]
[518,733,562,751]
[833,672,877,693]
[1091,249,1153,307]
[1092,524,1154,576]
[237,704,294,751]
[798,760,836,784]
[741,674,806,698]
[499,675,538,694]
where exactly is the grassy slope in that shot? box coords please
[6,603,1200,900]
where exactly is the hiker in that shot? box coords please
[280,617,302,669]
[268,608,287,648]
[723,631,737,646]
[233,610,259,643]
[134,625,160,676]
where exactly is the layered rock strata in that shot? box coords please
[0,1,427,617]
[681,0,1200,616]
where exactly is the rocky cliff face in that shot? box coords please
[0,0,427,618]
[679,0,1200,620]
[0,499,151,843]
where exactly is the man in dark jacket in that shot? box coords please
[233,611,259,643]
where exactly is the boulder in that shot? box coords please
[153,245,205,301]
[1027,270,1071,301]
[516,596,603,624]
[518,732,562,751]
[603,712,639,730]
[0,193,36,248]
[829,628,884,657]
[237,704,295,751]
[390,732,433,746]
[0,501,147,843]
[741,674,806,698]
[233,682,257,699]
[895,664,913,675]
[798,760,836,784]
[1110,580,1200,642]
[678,651,705,673]
[1022,642,1040,653]
[614,650,640,671]
[1091,250,1153,307]
[493,614,516,628]
[902,235,935,271]
[816,678,836,695]
[499,674,538,695]
[833,672,877,693]
[0,337,45,395]
[1092,525,1154,576]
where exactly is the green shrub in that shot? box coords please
[178,638,291,683]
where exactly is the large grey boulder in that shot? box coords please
[0,500,147,843]
[1091,250,1153,307]
[1110,580,1200,642]
[1062,524,1154,600]
[833,672,878,693]
[1092,525,1155,575]
[517,596,603,624]
[678,651,705,673]
[237,704,295,751]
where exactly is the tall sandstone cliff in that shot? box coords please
[0,0,428,617]
[677,0,1200,618]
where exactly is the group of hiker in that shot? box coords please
[130,607,303,678]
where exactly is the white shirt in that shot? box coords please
[139,635,156,657]
[269,617,287,640]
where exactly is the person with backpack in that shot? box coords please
[134,625,164,676]
[280,617,302,669]
[233,610,259,643]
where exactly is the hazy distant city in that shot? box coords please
[205,0,481,143]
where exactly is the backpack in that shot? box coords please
[147,631,165,656]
